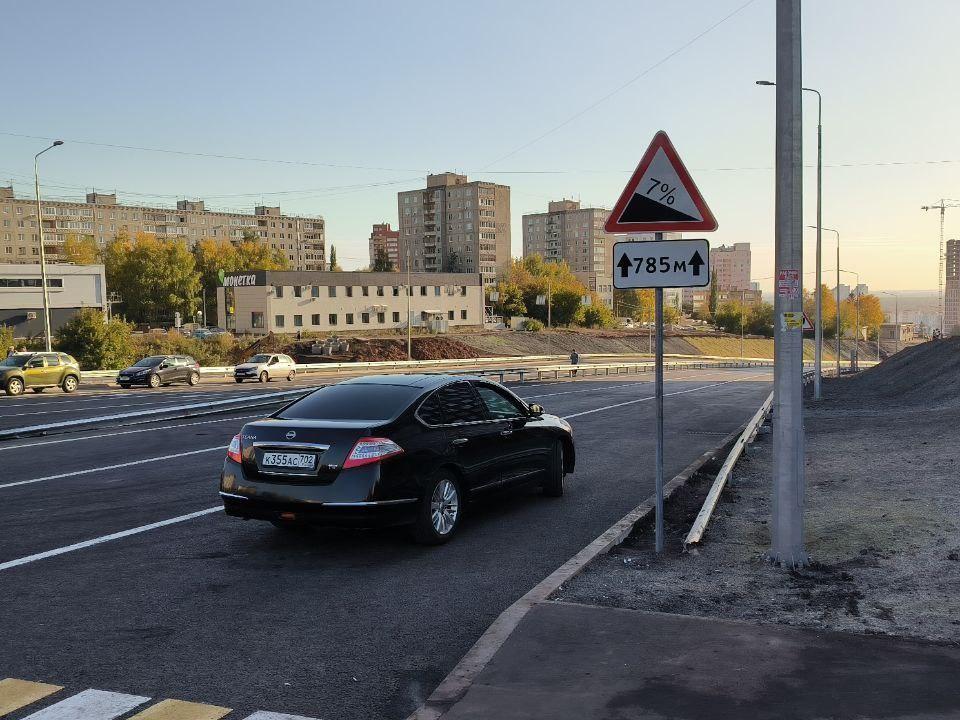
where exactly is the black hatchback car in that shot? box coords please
[220,374,575,544]
[117,355,201,388]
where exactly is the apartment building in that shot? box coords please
[0,186,325,271]
[216,270,483,335]
[682,242,752,307]
[397,173,511,284]
[946,238,959,336]
[369,223,400,269]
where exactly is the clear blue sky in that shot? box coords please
[3,0,959,292]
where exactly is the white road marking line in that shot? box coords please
[0,446,227,489]
[517,371,741,400]
[0,506,222,571]
[20,689,151,720]
[243,712,321,720]
[561,373,767,420]
[0,391,251,418]
[0,415,259,451]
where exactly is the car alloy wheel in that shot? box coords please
[259,371,268,383]
[287,371,294,381]
[188,372,200,386]
[148,373,161,388]
[431,478,460,535]
[6,378,24,396]
[62,376,78,393]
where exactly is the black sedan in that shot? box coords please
[117,355,201,388]
[220,374,575,544]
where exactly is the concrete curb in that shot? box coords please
[407,421,749,720]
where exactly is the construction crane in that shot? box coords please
[921,199,960,335]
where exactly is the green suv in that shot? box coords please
[0,352,81,396]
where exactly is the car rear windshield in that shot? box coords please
[277,383,421,422]
[0,355,30,368]
[134,357,165,367]
[248,354,271,363]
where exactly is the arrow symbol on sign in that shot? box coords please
[689,250,705,277]
[617,253,632,278]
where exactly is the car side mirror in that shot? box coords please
[528,403,544,416]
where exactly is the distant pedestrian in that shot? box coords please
[296,329,302,341]
[570,349,580,377]
[6,346,13,357]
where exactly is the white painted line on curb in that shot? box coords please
[0,506,223,571]
[0,415,259,451]
[20,689,151,720]
[0,446,228,489]
[243,712,322,720]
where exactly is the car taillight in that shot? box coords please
[227,434,242,463]
[342,437,404,469]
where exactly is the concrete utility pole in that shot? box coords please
[770,0,808,567]
[406,241,412,360]
[34,140,64,352]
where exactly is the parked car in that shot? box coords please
[233,353,296,383]
[117,355,201,388]
[0,352,81,396]
[219,374,575,544]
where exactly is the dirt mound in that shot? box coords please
[335,336,486,363]
[834,337,960,405]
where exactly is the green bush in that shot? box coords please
[522,319,544,332]
[132,332,237,367]
[56,309,135,370]
[0,325,13,354]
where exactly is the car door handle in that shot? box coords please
[450,438,469,446]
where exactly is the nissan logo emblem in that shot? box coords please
[285,431,296,440]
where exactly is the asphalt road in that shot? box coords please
[0,367,771,720]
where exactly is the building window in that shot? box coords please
[346,286,354,297]
[311,286,319,298]
[328,313,337,325]
[377,286,384,296]
[328,286,337,297]
[346,313,354,325]
[294,286,302,298]
[294,314,303,327]
[311,314,320,325]
[275,315,285,328]
[361,312,370,324]
[448,310,455,320]
[274,285,284,298]
[393,311,400,323]
[392,286,399,296]
[435,286,441,296]
[460,286,467,296]
[420,286,427,296]
[251,312,264,329]
[377,312,385,323]
[362,286,369,296]
[461,309,468,320]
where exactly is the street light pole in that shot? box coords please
[406,241,412,361]
[34,140,64,352]
[757,82,822,398]
[821,227,841,375]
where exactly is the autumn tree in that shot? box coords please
[61,233,99,265]
[803,284,839,338]
[614,288,655,322]
[328,245,342,271]
[372,247,395,272]
[56,308,134,370]
[708,270,720,319]
[103,232,200,324]
[840,293,884,339]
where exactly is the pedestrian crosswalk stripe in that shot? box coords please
[127,699,232,720]
[0,679,62,716]
[0,679,324,720]
[19,689,150,720]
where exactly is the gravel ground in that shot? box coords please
[554,340,960,644]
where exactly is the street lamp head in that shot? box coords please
[52,140,64,147]
[755,80,775,86]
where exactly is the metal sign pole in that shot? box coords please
[654,232,665,553]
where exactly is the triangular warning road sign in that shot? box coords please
[605,131,717,234]
[802,312,814,331]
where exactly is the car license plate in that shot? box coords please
[261,452,316,469]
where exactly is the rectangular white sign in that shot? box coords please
[613,239,710,289]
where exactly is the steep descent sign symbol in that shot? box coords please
[604,131,717,234]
